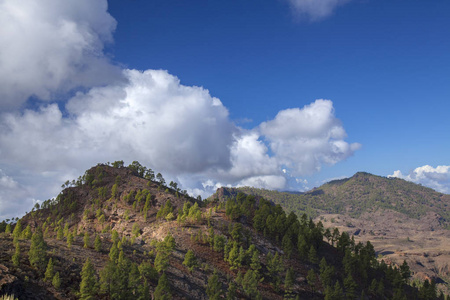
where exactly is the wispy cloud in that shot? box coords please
[287,0,352,21]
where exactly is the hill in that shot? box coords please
[211,172,450,294]
[213,172,450,225]
[0,163,443,299]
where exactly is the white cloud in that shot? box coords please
[389,165,450,194]
[0,169,34,220]
[0,82,358,218]
[0,69,235,175]
[224,131,279,180]
[260,99,361,175]
[237,175,287,190]
[0,1,360,219]
[0,0,121,110]
[287,0,351,21]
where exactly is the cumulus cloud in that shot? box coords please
[0,0,121,110]
[225,131,280,180]
[389,165,450,194]
[287,0,351,21]
[0,69,235,176]
[0,82,358,218]
[260,100,361,175]
[237,175,287,190]
[0,1,360,219]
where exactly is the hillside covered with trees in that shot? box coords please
[214,172,450,225]
[0,163,446,299]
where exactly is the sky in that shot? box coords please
[0,0,449,220]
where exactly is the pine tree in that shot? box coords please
[267,251,283,290]
[226,281,237,300]
[182,250,197,272]
[369,278,378,295]
[52,272,61,289]
[109,242,119,263]
[235,271,243,286]
[44,258,54,282]
[344,273,357,300]
[250,250,261,271]
[67,232,74,249]
[12,219,22,240]
[57,227,63,240]
[64,223,70,237]
[333,281,344,299]
[99,260,117,295]
[376,280,384,297]
[242,269,259,298]
[308,245,319,264]
[79,258,97,300]
[154,272,172,300]
[206,269,222,300]
[320,265,335,288]
[12,242,20,267]
[155,249,170,273]
[112,230,119,244]
[306,268,316,292]
[5,223,12,234]
[29,228,47,270]
[94,235,102,252]
[22,225,32,239]
[237,246,246,267]
[138,278,150,300]
[400,260,411,282]
[84,232,90,248]
[285,267,296,297]
[227,242,240,270]
[207,226,215,247]
[128,262,141,298]
[282,233,294,258]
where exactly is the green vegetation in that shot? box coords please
[206,269,222,300]
[1,162,445,300]
[52,272,61,289]
[0,295,18,300]
[12,243,20,267]
[221,172,450,225]
[44,258,54,282]
[28,228,47,270]
[94,235,102,252]
[156,199,174,220]
[154,272,172,300]
[154,234,175,273]
[182,250,197,272]
[80,258,97,300]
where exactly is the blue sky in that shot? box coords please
[109,0,450,185]
[0,0,449,220]
[108,0,450,172]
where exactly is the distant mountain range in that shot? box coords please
[211,172,450,294]
[213,172,450,229]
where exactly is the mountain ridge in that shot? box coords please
[210,171,450,294]
[0,163,437,299]
[212,171,450,226]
